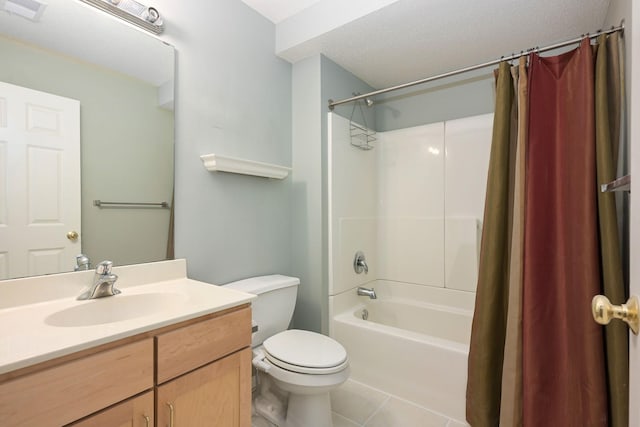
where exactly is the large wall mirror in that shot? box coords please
[0,0,175,279]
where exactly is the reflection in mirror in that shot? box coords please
[0,0,175,279]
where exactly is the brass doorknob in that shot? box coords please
[592,295,639,335]
[66,231,79,241]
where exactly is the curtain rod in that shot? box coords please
[328,23,624,110]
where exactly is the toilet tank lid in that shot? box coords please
[223,274,299,295]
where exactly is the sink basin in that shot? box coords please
[45,292,190,327]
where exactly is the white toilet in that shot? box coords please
[224,275,349,427]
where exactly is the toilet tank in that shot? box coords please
[224,275,299,347]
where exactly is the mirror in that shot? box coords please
[0,0,175,279]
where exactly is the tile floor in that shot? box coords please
[330,379,469,427]
[252,379,469,427]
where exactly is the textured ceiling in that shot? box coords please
[239,0,322,23]
[242,0,613,89]
[3,0,614,90]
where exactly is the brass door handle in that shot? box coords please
[592,295,639,335]
[66,231,79,241]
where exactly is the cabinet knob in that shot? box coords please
[142,415,150,427]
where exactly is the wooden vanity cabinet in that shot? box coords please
[0,304,251,427]
[68,391,154,427]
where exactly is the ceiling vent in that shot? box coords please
[2,0,48,22]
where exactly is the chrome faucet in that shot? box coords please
[77,260,121,300]
[74,254,91,271]
[357,286,377,299]
[353,251,369,274]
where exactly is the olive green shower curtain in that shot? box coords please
[465,60,514,427]
[466,34,627,427]
[498,56,528,427]
[595,33,628,427]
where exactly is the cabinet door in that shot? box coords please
[68,391,154,427]
[157,348,251,427]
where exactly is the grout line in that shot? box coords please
[331,378,389,426]
[344,379,466,426]
[361,394,391,427]
[332,411,365,427]
[346,378,390,396]
[380,392,457,425]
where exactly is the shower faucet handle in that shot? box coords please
[353,251,368,274]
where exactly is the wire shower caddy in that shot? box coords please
[349,96,376,150]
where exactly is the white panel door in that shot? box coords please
[0,81,81,279]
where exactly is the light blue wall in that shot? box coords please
[156,0,293,284]
[291,55,322,332]
[290,54,374,333]
[322,56,376,129]
[374,68,495,131]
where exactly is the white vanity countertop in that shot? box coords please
[0,259,256,375]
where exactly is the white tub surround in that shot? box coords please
[0,259,255,374]
[328,112,492,297]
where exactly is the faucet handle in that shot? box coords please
[95,260,113,275]
[353,251,369,274]
[74,254,91,271]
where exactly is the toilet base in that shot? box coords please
[254,373,287,426]
[251,345,349,427]
[284,392,332,427]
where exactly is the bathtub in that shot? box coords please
[330,280,474,422]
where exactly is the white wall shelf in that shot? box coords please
[200,153,291,179]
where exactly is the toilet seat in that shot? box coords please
[263,329,348,375]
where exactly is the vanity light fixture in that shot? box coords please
[78,0,163,34]
[2,0,48,22]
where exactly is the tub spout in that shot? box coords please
[357,286,377,299]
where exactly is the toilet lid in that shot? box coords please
[263,329,348,375]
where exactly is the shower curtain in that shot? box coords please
[466,34,627,427]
